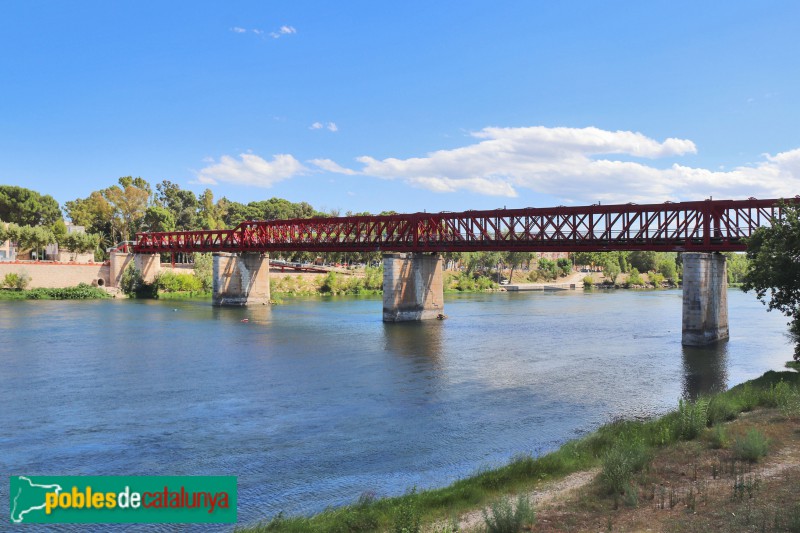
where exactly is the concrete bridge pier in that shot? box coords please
[382,253,444,321]
[109,252,160,287]
[212,252,270,306]
[682,252,729,346]
[134,253,161,283]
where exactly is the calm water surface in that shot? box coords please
[0,289,792,530]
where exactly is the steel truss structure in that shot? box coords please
[133,198,790,254]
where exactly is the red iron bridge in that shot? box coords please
[126,197,793,345]
[134,198,787,254]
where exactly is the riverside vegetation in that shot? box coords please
[235,368,800,533]
[0,271,109,300]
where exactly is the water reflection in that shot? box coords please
[682,342,729,399]
[382,321,444,363]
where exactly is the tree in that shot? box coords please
[12,224,55,259]
[742,202,800,360]
[601,255,621,284]
[143,206,176,233]
[657,257,678,282]
[0,185,61,226]
[628,251,657,272]
[537,258,559,281]
[103,177,151,241]
[505,251,534,281]
[198,189,226,230]
[62,232,101,254]
[155,180,198,230]
[724,252,748,285]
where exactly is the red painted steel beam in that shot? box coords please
[133,198,794,254]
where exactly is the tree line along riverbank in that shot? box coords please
[234,366,800,533]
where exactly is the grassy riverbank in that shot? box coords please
[236,367,800,533]
[0,283,110,300]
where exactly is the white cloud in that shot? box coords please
[309,121,338,132]
[309,158,358,175]
[271,25,297,38]
[197,153,307,188]
[311,126,800,202]
[231,27,247,33]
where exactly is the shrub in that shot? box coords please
[363,265,383,291]
[778,386,800,419]
[649,272,665,286]
[707,395,739,425]
[600,438,651,495]
[675,398,708,440]
[583,275,594,289]
[733,428,769,462]
[556,258,571,277]
[319,271,341,294]
[192,252,213,291]
[537,258,558,281]
[762,380,792,408]
[3,271,31,290]
[737,383,760,412]
[482,494,535,533]
[626,268,644,287]
[657,259,677,281]
[120,262,156,298]
[393,493,420,533]
[155,270,202,293]
[708,424,729,449]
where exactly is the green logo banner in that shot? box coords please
[9,476,237,524]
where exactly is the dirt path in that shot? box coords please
[426,468,600,532]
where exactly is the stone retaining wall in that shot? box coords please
[0,261,110,288]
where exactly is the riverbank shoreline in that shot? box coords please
[236,367,800,533]
[0,284,110,300]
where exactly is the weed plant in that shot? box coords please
[481,494,535,533]
[733,429,769,463]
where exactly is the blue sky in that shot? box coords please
[2,1,799,215]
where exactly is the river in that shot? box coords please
[0,289,792,530]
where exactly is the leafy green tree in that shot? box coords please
[12,224,55,259]
[64,191,115,235]
[538,258,559,281]
[0,185,61,226]
[62,232,101,254]
[724,252,748,284]
[51,219,68,244]
[657,258,678,282]
[602,255,621,284]
[156,180,198,230]
[143,206,176,233]
[198,189,227,229]
[628,251,657,272]
[742,202,800,360]
[504,251,534,281]
[103,177,151,241]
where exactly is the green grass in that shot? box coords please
[0,283,110,300]
[236,369,800,533]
